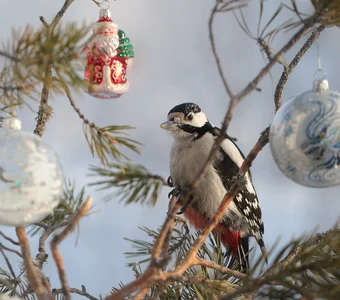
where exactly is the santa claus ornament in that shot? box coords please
[80,1,134,99]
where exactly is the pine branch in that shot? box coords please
[61,82,141,165]
[29,181,86,237]
[34,0,76,136]
[89,164,167,205]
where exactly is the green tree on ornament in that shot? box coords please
[118,30,134,58]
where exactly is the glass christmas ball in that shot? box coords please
[79,8,135,99]
[270,78,340,187]
[0,121,64,226]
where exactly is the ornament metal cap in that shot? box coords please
[2,117,22,131]
[313,68,328,91]
[99,8,111,18]
[313,79,329,91]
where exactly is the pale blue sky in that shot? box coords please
[0,0,339,298]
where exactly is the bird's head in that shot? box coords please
[160,103,211,139]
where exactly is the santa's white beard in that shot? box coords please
[93,34,119,58]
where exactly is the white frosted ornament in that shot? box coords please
[0,118,64,226]
[270,75,340,187]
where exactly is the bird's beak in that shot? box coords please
[160,120,176,131]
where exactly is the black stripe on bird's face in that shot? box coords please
[179,122,214,140]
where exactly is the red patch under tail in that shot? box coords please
[184,205,240,253]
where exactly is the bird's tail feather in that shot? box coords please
[238,236,250,273]
[257,238,268,264]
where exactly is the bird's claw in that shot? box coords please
[167,176,174,187]
[176,194,192,215]
[168,188,193,215]
[168,188,180,199]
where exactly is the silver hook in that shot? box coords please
[314,41,326,82]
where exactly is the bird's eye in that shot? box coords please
[187,114,194,121]
[169,117,175,122]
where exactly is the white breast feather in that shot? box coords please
[170,133,241,218]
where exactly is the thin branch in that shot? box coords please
[107,269,155,300]
[36,221,69,269]
[0,231,20,246]
[0,246,16,279]
[50,197,92,300]
[222,18,317,133]
[39,16,49,28]
[274,24,326,111]
[52,286,99,300]
[193,258,247,280]
[151,195,180,265]
[65,86,107,133]
[49,0,75,32]
[132,287,150,300]
[16,227,51,300]
[209,3,234,98]
[0,50,20,62]
[0,242,22,258]
[39,221,69,255]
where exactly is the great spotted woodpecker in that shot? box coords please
[160,102,266,270]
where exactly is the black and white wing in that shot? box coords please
[212,131,265,249]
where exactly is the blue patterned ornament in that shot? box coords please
[270,76,340,187]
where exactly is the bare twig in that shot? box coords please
[35,221,69,269]
[151,195,180,265]
[209,3,234,98]
[0,231,20,246]
[274,24,326,111]
[221,19,317,132]
[39,221,68,254]
[39,16,49,28]
[16,227,51,300]
[49,0,75,32]
[50,197,92,300]
[0,242,22,258]
[52,285,99,300]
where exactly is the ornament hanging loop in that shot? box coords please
[313,41,328,91]
[101,0,110,9]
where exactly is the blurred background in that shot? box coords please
[0,0,339,298]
